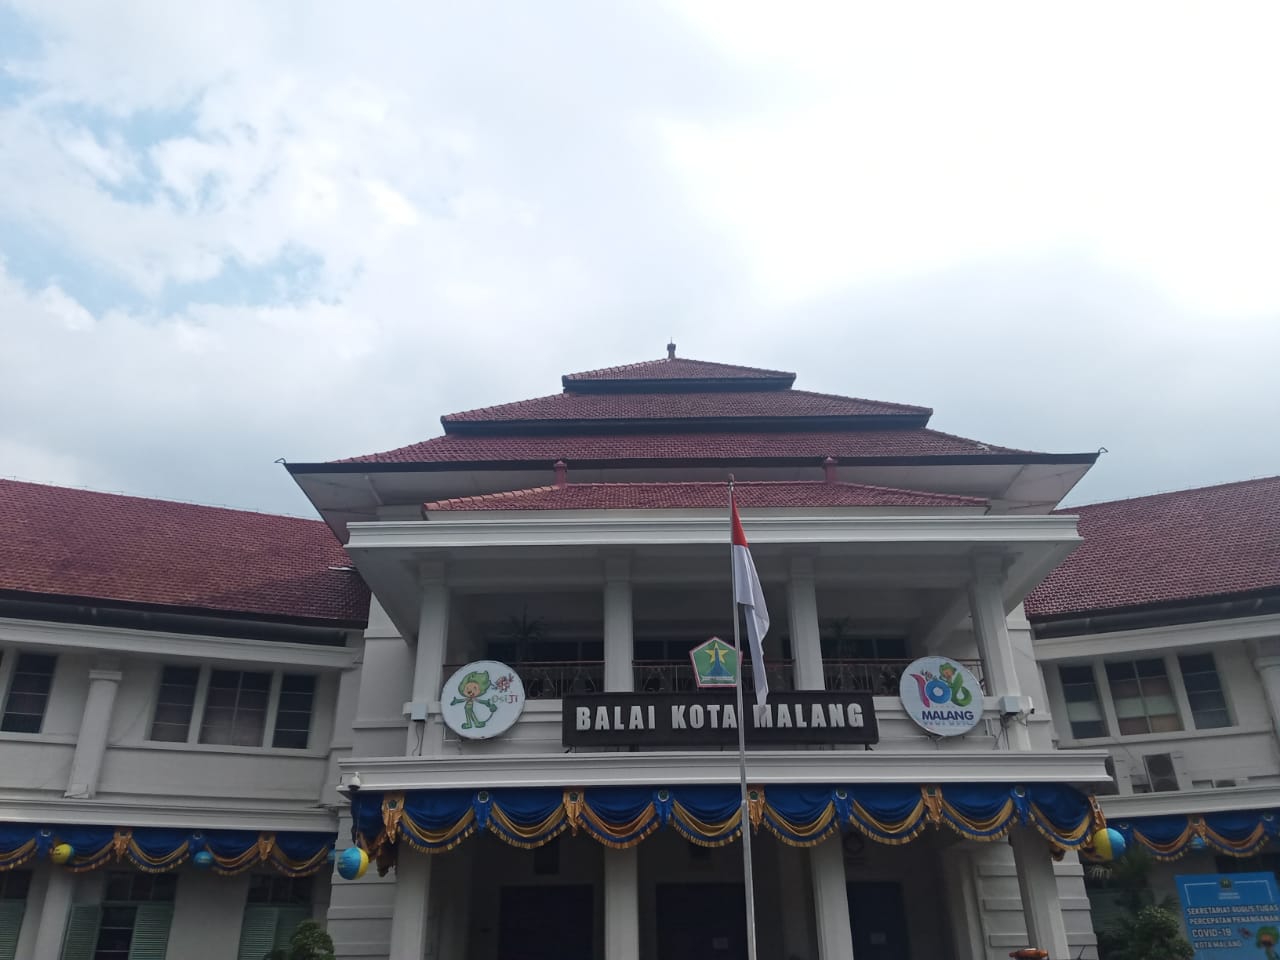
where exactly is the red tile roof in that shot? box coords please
[1026,476,1280,619]
[563,356,795,384]
[0,480,368,624]
[424,480,987,512]
[442,389,929,426]
[340,428,1028,465]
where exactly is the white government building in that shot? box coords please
[0,350,1273,960]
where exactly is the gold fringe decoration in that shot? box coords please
[748,787,765,833]
[382,792,406,840]
[563,790,584,837]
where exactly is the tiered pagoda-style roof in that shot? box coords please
[288,349,1098,533]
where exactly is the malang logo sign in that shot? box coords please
[899,656,981,737]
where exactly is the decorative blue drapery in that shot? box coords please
[0,824,335,876]
[1101,808,1279,861]
[355,782,1098,856]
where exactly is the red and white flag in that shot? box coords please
[731,496,770,707]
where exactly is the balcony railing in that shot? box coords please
[822,658,987,696]
[632,660,796,694]
[446,661,605,701]
[447,657,985,701]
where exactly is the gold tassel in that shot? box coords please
[111,828,131,860]
[1088,794,1106,831]
[748,787,765,832]
[922,786,943,828]
[564,790,584,837]
[256,833,275,862]
[382,792,406,840]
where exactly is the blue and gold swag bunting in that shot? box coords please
[0,824,334,876]
[353,782,1098,856]
[1095,809,1280,862]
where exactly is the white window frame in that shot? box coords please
[1053,651,1236,745]
[146,665,316,751]
[0,649,58,735]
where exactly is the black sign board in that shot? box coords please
[562,691,878,748]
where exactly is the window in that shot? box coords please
[1106,659,1182,735]
[1,653,56,733]
[272,675,316,749]
[238,875,313,960]
[0,871,30,960]
[60,872,175,960]
[1178,653,1231,729]
[1059,664,1108,739]
[149,667,317,750]
[149,667,200,742]
[201,670,271,746]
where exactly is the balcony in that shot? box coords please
[822,658,986,696]
[448,657,985,701]
[632,660,796,694]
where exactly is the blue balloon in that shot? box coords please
[336,846,369,880]
[192,850,215,869]
[1092,827,1126,862]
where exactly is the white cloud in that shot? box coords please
[0,1,1275,514]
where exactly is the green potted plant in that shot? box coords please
[265,920,335,960]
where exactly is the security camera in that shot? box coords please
[345,772,362,795]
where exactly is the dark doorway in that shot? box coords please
[656,883,748,960]
[847,881,911,960]
[497,884,594,960]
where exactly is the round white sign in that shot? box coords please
[440,660,526,740]
[899,656,982,737]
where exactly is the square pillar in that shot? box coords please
[605,846,640,960]
[31,867,76,960]
[65,662,122,798]
[810,835,855,960]
[388,851,432,960]
[788,557,825,690]
[604,557,634,692]
[968,552,1031,748]
[1009,830,1070,960]
[406,564,449,755]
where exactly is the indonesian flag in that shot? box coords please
[731,496,770,707]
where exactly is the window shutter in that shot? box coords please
[127,904,173,960]
[237,906,280,960]
[60,905,102,960]
[0,901,26,960]
[274,906,312,947]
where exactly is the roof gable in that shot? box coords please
[562,356,796,389]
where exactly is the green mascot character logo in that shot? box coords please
[1256,925,1279,960]
[450,670,499,730]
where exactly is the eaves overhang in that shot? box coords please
[337,748,1113,793]
[344,513,1082,641]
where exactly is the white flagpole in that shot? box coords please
[728,476,760,960]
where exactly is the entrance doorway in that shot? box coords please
[656,883,748,960]
[497,884,594,960]
[847,881,911,960]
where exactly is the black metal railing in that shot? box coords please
[445,661,605,701]
[821,658,986,696]
[631,660,795,695]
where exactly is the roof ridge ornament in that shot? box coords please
[667,341,676,359]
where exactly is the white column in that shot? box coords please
[809,835,855,960]
[605,847,640,960]
[31,868,75,960]
[940,845,986,960]
[968,552,1032,748]
[604,557,634,692]
[388,852,432,960]
[1254,655,1280,744]
[406,564,449,755]
[436,850,473,960]
[1009,830,1070,960]
[788,557,825,690]
[65,663,121,799]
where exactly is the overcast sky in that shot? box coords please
[1,1,1277,517]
